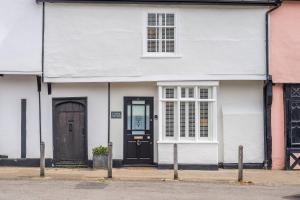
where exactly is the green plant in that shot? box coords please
[92,145,109,155]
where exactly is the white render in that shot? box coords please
[158,143,218,164]
[0,1,42,74]
[44,4,268,82]
[0,77,264,165]
[0,75,40,158]
[220,81,264,163]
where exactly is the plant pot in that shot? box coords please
[93,154,108,169]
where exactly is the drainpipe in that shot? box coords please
[37,76,42,144]
[108,82,111,144]
[42,2,45,82]
[264,1,281,169]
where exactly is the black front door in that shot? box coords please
[53,98,87,165]
[124,97,154,165]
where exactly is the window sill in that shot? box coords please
[157,140,219,144]
[141,54,182,59]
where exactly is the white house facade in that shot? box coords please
[0,0,42,165]
[0,0,279,169]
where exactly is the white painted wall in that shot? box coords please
[220,81,264,163]
[44,4,268,82]
[0,1,42,74]
[41,83,108,159]
[0,78,264,164]
[0,75,40,158]
[158,143,219,164]
[110,82,159,162]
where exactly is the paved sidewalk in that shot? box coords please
[0,167,299,186]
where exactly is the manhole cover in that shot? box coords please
[282,194,300,200]
[75,182,107,190]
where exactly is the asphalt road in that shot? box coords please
[0,180,299,200]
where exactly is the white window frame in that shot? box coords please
[158,81,218,144]
[142,10,180,58]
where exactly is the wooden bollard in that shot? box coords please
[238,145,243,182]
[174,143,178,180]
[107,142,113,178]
[40,142,45,177]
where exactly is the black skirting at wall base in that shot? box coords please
[220,163,264,169]
[88,159,123,168]
[0,158,53,167]
[0,155,8,158]
[158,164,218,170]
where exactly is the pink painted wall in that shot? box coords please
[270,1,300,83]
[271,84,285,169]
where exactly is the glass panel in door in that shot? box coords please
[132,104,145,135]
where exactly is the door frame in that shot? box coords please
[123,96,154,165]
[52,97,88,165]
[284,84,300,169]
[285,84,300,149]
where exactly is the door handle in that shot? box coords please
[68,123,73,132]
[137,140,141,146]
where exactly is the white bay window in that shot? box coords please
[158,82,218,143]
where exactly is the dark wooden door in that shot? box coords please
[124,97,154,165]
[285,85,300,169]
[285,85,300,148]
[53,98,87,165]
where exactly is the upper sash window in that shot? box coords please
[146,13,176,54]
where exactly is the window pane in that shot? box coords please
[148,40,157,52]
[165,102,175,137]
[157,13,165,26]
[148,13,156,26]
[162,40,166,52]
[180,102,195,138]
[164,87,176,98]
[166,14,175,26]
[127,105,131,130]
[162,28,166,39]
[188,102,195,137]
[132,131,145,135]
[166,40,174,52]
[180,102,186,137]
[146,105,150,130]
[132,100,145,104]
[181,87,194,98]
[199,88,209,99]
[166,28,174,39]
[200,102,209,137]
[188,88,194,98]
[181,88,186,98]
[147,27,157,39]
[162,13,166,26]
[132,105,145,130]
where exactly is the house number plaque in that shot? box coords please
[111,111,122,119]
